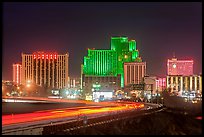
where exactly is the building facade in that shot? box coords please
[81,36,143,99]
[82,36,142,89]
[81,74,121,100]
[144,76,157,94]
[156,77,166,92]
[13,63,22,85]
[167,57,193,76]
[83,49,117,76]
[66,77,81,99]
[111,37,142,87]
[166,75,202,94]
[124,62,146,86]
[22,51,69,89]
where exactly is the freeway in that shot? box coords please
[2,97,161,134]
[2,96,120,115]
[2,101,144,125]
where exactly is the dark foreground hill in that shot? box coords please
[59,108,202,135]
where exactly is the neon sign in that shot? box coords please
[33,52,58,60]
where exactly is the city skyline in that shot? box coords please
[3,2,202,80]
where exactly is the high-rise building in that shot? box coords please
[22,51,69,89]
[82,36,142,88]
[83,49,117,76]
[111,37,142,87]
[13,63,22,85]
[81,36,142,99]
[124,62,146,86]
[167,57,193,76]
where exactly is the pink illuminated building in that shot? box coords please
[167,57,193,76]
[156,78,166,92]
[13,63,22,85]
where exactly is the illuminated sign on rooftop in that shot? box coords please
[33,52,58,59]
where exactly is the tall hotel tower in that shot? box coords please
[124,62,146,86]
[82,36,142,88]
[81,36,143,100]
[21,51,69,89]
[167,57,193,76]
[13,63,22,85]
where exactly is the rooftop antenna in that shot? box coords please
[173,52,176,58]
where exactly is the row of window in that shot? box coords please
[126,65,145,84]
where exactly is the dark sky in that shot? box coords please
[3,2,202,80]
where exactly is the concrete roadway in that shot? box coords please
[2,97,160,133]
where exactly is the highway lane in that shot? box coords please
[3,97,162,134]
[2,96,117,106]
[2,97,119,115]
[2,101,144,127]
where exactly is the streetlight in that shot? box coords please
[27,84,30,87]
[26,80,32,96]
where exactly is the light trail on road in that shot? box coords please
[2,101,144,126]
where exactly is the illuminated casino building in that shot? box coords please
[166,75,202,94]
[156,77,166,92]
[21,51,69,89]
[124,62,146,86]
[81,36,142,100]
[167,57,193,76]
[111,37,142,87]
[166,57,202,95]
[13,63,22,85]
[83,50,117,76]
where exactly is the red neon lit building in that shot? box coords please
[167,58,193,76]
[13,63,22,85]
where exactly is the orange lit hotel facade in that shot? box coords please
[13,63,22,85]
[21,52,69,89]
[124,62,146,86]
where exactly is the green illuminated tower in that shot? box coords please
[83,49,117,76]
[111,37,141,87]
[82,36,142,88]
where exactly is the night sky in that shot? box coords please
[3,2,202,80]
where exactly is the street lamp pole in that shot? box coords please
[151,84,153,103]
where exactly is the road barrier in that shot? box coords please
[42,106,164,135]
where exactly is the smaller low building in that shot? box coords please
[144,76,157,94]
[81,74,121,101]
[156,77,166,92]
[166,74,202,95]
